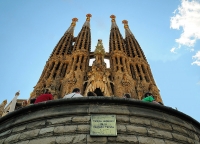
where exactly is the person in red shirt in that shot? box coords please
[34,88,54,104]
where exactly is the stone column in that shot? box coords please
[71,56,77,71]
[139,65,145,81]
[144,66,151,82]
[43,62,52,79]
[133,65,139,80]
[122,57,127,72]
[50,62,58,78]
[57,62,63,77]
[117,56,120,71]
[78,55,83,70]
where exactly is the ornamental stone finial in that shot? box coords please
[94,39,105,55]
[71,18,78,27]
[0,100,7,117]
[110,15,116,22]
[15,91,20,97]
[122,20,129,29]
[86,14,92,21]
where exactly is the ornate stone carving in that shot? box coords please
[0,100,7,117]
[120,73,136,98]
[63,71,77,95]
[15,91,20,96]
[121,73,131,87]
[136,76,145,100]
[29,16,163,103]
[67,72,77,85]
[84,40,113,96]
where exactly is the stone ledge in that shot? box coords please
[0,97,199,144]
[0,97,199,130]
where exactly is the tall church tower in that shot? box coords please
[30,14,92,100]
[62,14,92,95]
[30,17,78,100]
[29,14,163,103]
[122,19,162,102]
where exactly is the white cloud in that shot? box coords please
[190,48,195,51]
[170,0,200,51]
[191,51,200,66]
[170,47,177,53]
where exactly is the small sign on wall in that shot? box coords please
[90,115,117,136]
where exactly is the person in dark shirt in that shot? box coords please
[87,91,97,96]
[34,89,54,104]
[123,93,131,98]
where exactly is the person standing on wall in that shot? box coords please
[34,88,54,104]
[63,88,83,98]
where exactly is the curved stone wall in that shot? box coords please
[0,97,199,144]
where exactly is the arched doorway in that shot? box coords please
[94,88,104,96]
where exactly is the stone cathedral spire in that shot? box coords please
[30,18,78,100]
[63,14,92,95]
[122,20,162,102]
[73,14,91,52]
[122,20,146,60]
[50,18,78,57]
[109,15,131,97]
[109,15,126,53]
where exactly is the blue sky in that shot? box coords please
[0,0,200,121]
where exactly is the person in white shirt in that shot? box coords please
[63,88,83,99]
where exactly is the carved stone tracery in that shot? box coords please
[84,40,113,96]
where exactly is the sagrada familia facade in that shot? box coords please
[29,14,163,103]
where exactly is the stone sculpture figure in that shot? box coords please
[121,73,136,97]
[136,76,145,100]
[84,63,112,96]
[67,72,77,85]
[0,100,7,117]
[64,72,77,95]
[121,73,131,87]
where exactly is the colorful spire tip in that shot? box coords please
[110,15,116,22]
[71,18,78,26]
[86,14,92,21]
[122,20,129,28]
